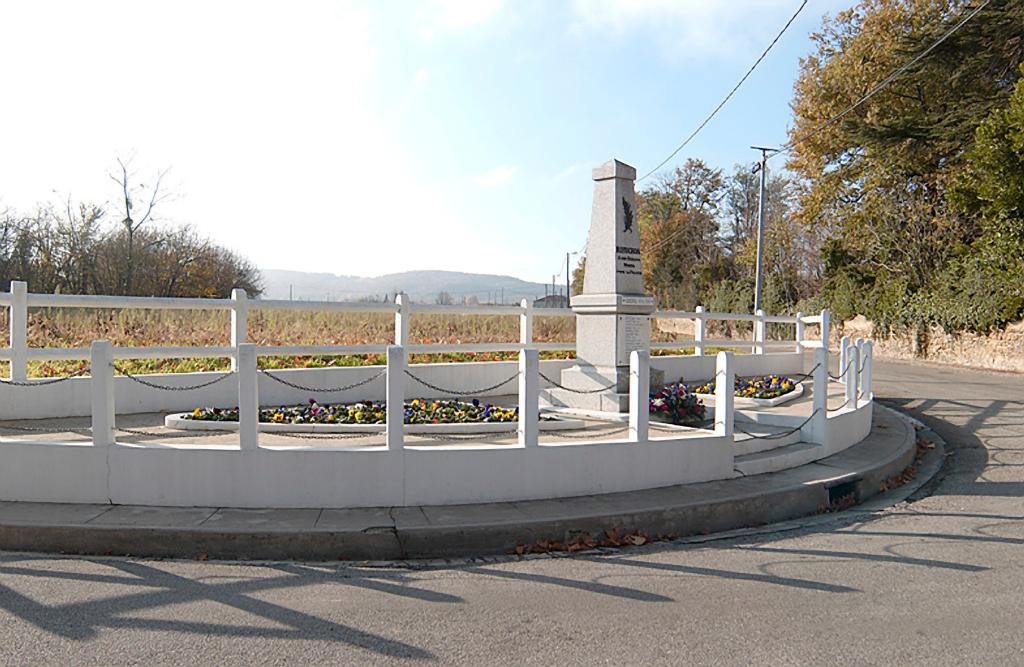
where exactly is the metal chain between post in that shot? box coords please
[258,368,386,393]
[783,362,821,381]
[0,423,92,436]
[116,426,233,439]
[827,357,855,382]
[403,369,520,396]
[0,366,91,386]
[115,366,235,391]
[544,425,629,439]
[394,422,635,441]
[734,409,822,441]
[649,419,716,432]
[272,431,385,441]
[410,431,517,442]
[538,371,617,394]
[115,426,384,441]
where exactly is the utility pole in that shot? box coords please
[751,146,776,314]
[565,252,571,306]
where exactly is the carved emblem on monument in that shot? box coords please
[622,197,634,234]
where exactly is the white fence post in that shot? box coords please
[714,351,734,440]
[394,293,410,347]
[839,335,851,384]
[845,343,859,411]
[230,288,248,371]
[802,345,829,445]
[9,280,27,381]
[861,340,873,402]
[386,345,405,452]
[693,306,705,356]
[629,349,649,442]
[820,308,831,353]
[754,309,766,355]
[519,298,533,346]
[237,343,259,450]
[795,311,805,353]
[518,348,539,447]
[855,337,865,398]
[90,340,115,447]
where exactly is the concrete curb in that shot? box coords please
[0,405,919,562]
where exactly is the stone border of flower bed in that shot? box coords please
[694,381,804,408]
[163,413,587,434]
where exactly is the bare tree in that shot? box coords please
[109,157,172,294]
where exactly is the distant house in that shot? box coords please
[533,294,569,309]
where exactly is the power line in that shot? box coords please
[644,214,693,254]
[644,0,990,257]
[767,0,990,162]
[636,0,808,183]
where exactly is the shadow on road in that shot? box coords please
[0,555,438,659]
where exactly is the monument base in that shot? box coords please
[543,364,665,414]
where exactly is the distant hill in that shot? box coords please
[260,269,558,304]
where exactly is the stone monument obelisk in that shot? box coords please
[547,159,660,414]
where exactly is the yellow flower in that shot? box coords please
[272,413,284,423]
[355,411,364,421]
[192,408,201,417]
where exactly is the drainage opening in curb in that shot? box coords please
[824,479,860,512]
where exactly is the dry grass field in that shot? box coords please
[0,308,580,377]
[0,308,783,378]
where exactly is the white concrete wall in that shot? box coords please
[8,431,732,508]
[0,352,806,421]
[0,350,875,509]
[651,352,804,385]
[0,396,872,508]
[0,359,578,420]
[0,441,110,504]
[822,402,874,457]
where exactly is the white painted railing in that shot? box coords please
[651,306,828,355]
[4,280,832,380]
[0,281,871,508]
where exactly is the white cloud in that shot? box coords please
[473,165,517,188]
[570,0,816,60]
[430,0,505,29]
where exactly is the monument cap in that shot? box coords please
[592,159,637,182]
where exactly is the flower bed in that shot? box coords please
[648,384,707,426]
[186,398,517,426]
[693,375,798,400]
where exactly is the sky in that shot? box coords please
[0,0,851,284]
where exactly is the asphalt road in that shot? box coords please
[0,359,1020,665]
